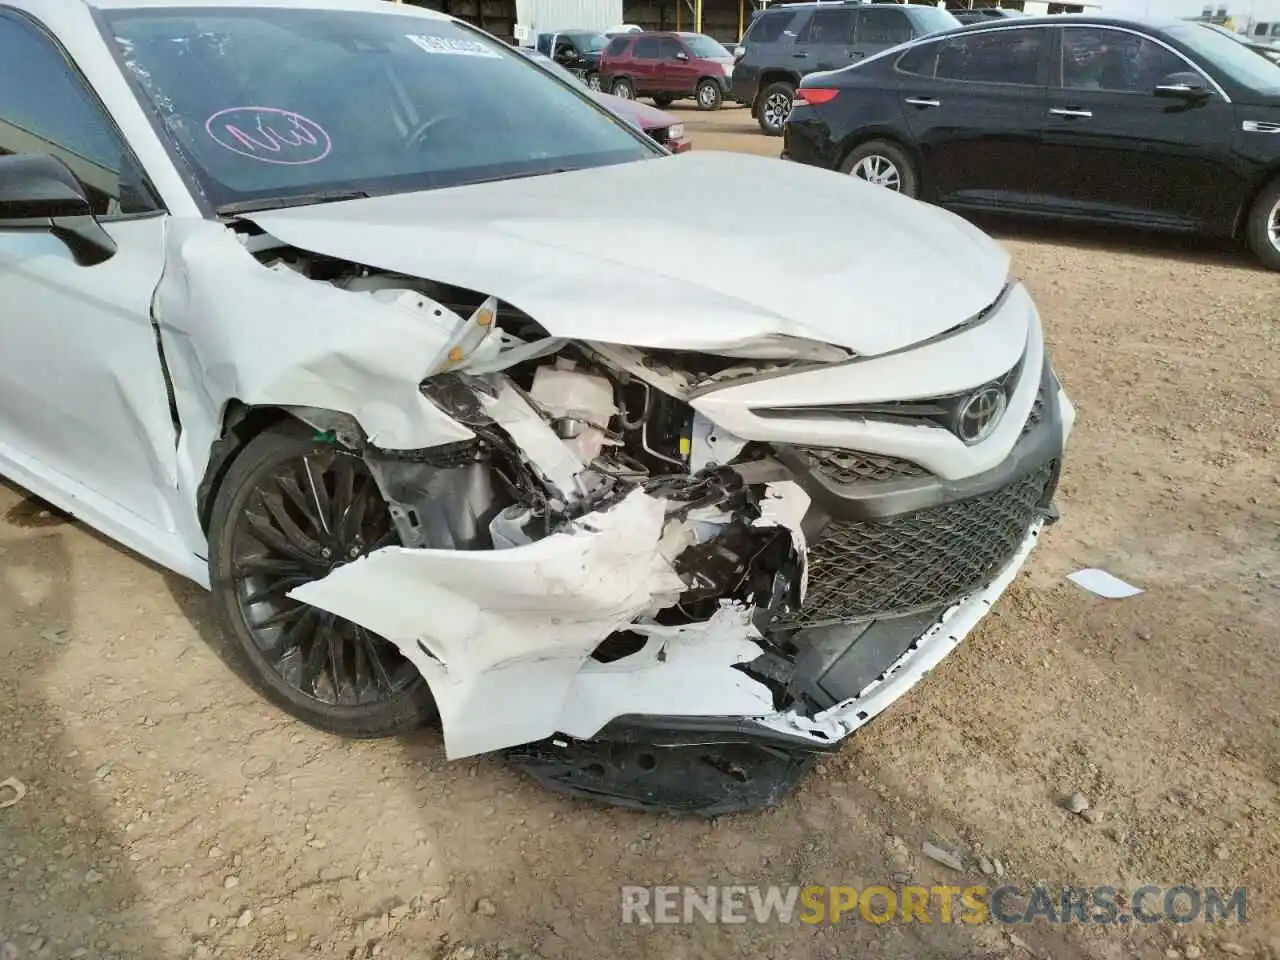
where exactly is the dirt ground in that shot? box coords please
[2,107,1278,960]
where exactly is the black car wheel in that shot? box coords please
[840,140,919,199]
[611,77,635,99]
[653,95,675,107]
[757,81,794,136]
[208,422,437,738]
[696,79,723,111]
[1245,178,1280,271]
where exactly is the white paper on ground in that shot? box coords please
[1067,568,1143,599]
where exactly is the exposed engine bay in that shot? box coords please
[182,224,1070,816]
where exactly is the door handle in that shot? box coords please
[905,97,940,108]
[1049,107,1093,118]
[792,51,809,58]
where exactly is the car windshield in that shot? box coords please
[574,32,609,52]
[99,8,655,213]
[908,8,962,36]
[527,50,585,86]
[1169,22,1280,90]
[682,35,731,58]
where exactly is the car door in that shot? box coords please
[794,7,857,73]
[657,36,697,94]
[1037,25,1239,229]
[895,25,1054,207]
[0,11,179,533]
[851,6,915,64]
[630,35,662,93]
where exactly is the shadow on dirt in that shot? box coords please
[0,480,173,959]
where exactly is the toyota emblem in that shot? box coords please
[956,385,1007,445]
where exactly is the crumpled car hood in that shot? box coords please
[247,151,1010,357]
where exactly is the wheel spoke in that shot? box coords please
[234,555,310,579]
[255,486,324,557]
[356,625,396,693]
[301,614,332,697]
[330,456,357,538]
[326,618,347,703]
[336,477,373,546]
[243,573,313,606]
[262,604,319,665]
[301,456,333,537]
[251,601,307,631]
[276,473,328,540]
[244,509,318,565]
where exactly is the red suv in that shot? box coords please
[599,31,736,110]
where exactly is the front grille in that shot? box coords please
[804,448,929,485]
[789,462,1055,627]
[1020,385,1047,438]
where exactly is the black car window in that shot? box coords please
[896,40,941,77]
[935,27,1047,85]
[1060,28,1187,93]
[658,37,684,59]
[744,10,795,44]
[0,13,158,217]
[605,35,631,56]
[797,9,855,45]
[633,36,660,58]
[855,8,913,47]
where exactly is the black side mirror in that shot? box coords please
[1154,71,1211,101]
[0,154,116,266]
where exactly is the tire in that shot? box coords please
[756,81,794,136]
[1245,178,1280,271]
[207,421,438,738]
[584,70,602,92]
[652,95,675,107]
[611,77,635,99]
[839,139,920,199]
[695,79,723,111]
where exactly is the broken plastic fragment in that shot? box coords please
[1066,568,1143,599]
[0,777,27,809]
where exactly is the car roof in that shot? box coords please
[31,0,444,13]
[947,14,1187,33]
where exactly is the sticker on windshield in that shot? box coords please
[205,107,332,165]
[405,33,502,58]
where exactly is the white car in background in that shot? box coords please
[0,0,1073,814]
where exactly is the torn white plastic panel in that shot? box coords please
[1067,568,1143,599]
[246,151,1010,358]
[755,522,1045,744]
[289,489,697,758]
[474,378,587,500]
[555,605,775,739]
[754,480,811,602]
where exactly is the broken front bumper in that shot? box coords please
[507,370,1072,816]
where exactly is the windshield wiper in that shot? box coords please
[216,190,371,216]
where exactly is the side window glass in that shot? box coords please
[897,41,940,78]
[1061,28,1188,93]
[856,9,913,47]
[658,38,683,59]
[0,15,156,216]
[798,9,854,45]
[936,27,1046,86]
[605,36,630,56]
[745,11,794,44]
[633,36,659,58]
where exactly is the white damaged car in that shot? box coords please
[0,0,1074,813]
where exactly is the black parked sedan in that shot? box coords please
[783,17,1280,270]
